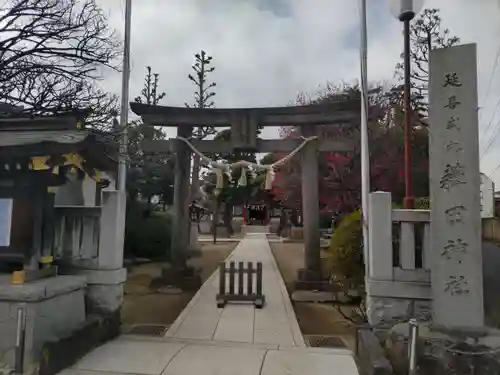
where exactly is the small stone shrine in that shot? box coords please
[0,110,125,375]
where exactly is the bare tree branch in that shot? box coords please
[0,0,121,127]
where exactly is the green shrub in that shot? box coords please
[124,202,172,260]
[326,210,364,286]
[319,211,333,229]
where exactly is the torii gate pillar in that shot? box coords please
[296,125,322,288]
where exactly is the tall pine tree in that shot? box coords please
[127,67,173,205]
[186,50,217,201]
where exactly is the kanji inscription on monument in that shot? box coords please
[441,238,468,263]
[446,116,460,130]
[444,205,466,224]
[429,43,484,328]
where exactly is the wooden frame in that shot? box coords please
[216,261,265,308]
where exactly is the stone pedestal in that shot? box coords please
[55,190,127,344]
[199,220,211,234]
[366,296,432,328]
[76,268,126,314]
[0,276,86,374]
[188,222,202,258]
[72,190,128,321]
[159,267,201,290]
[295,268,330,291]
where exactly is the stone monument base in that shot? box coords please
[188,223,202,258]
[294,268,331,291]
[366,295,432,327]
[0,275,87,375]
[386,322,500,375]
[38,311,120,375]
[157,266,201,290]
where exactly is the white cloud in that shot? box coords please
[97,0,500,183]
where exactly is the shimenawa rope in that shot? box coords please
[176,135,318,191]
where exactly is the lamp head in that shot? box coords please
[389,0,424,22]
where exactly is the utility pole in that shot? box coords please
[118,0,132,192]
[359,0,370,277]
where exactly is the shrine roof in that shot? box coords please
[0,116,81,131]
[0,113,117,172]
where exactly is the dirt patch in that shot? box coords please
[270,242,358,350]
[121,242,237,328]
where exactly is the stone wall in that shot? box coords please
[75,268,126,314]
[366,296,432,328]
[356,326,394,375]
[0,276,86,374]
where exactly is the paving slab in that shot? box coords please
[72,340,185,375]
[166,233,303,346]
[261,348,359,375]
[58,233,359,375]
[161,344,266,375]
[58,370,129,375]
[212,304,255,342]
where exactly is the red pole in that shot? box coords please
[403,18,414,209]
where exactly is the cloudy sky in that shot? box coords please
[96,0,500,184]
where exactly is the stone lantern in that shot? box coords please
[188,201,203,256]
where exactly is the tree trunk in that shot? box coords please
[190,154,201,201]
[223,202,234,236]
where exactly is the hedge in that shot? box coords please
[326,209,364,286]
[124,201,172,260]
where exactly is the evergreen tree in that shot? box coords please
[127,67,173,206]
[186,50,217,200]
[394,8,460,121]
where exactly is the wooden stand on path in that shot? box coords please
[216,261,265,309]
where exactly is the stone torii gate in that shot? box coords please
[130,101,359,288]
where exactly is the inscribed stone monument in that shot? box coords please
[429,43,484,328]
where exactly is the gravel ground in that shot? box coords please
[121,242,237,328]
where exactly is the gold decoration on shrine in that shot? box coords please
[29,153,103,183]
[31,156,50,170]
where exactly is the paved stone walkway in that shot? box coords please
[60,234,359,375]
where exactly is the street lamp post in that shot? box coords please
[389,0,424,209]
[118,0,132,193]
[358,0,370,278]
